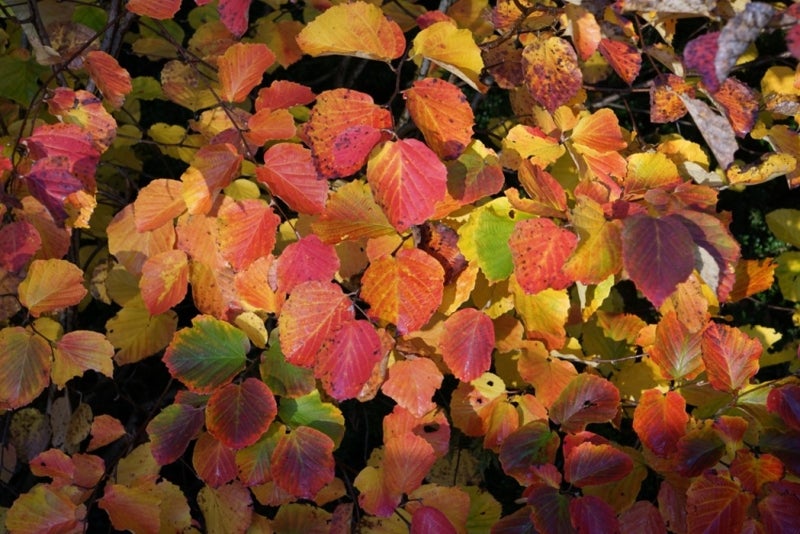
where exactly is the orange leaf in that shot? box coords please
[650,74,693,124]
[650,311,705,381]
[257,143,327,215]
[711,77,759,138]
[88,415,126,452]
[565,5,601,61]
[571,108,627,154]
[246,109,296,145]
[517,342,577,408]
[234,256,283,314]
[509,218,577,294]
[384,432,437,496]
[193,432,237,488]
[382,358,443,417]
[303,89,393,178]
[99,483,161,534]
[5,484,86,533]
[440,309,495,381]
[701,323,762,393]
[139,250,189,315]
[296,1,405,62]
[219,43,275,103]
[84,51,132,109]
[367,139,448,232]
[181,144,243,215]
[279,281,354,367]
[19,259,87,317]
[126,0,181,19]
[52,330,114,388]
[404,78,474,160]
[310,180,396,243]
[598,38,641,85]
[133,179,186,232]
[522,35,582,113]
[255,80,315,112]
[361,248,444,335]
[218,198,280,271]
[0,327,51,410]
[727,258,777,302]
[108,204,176,275]
[633,389,688,457]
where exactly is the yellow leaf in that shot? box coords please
[409,21,486,92]
[19,259,87,317]
[296,1,405,62]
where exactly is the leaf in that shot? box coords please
[730,449,784,494]
[411,506,457,534]
[701,322,762,393]
[715,3,774,88]
[273,235,339,295]
[139,249,189,315]
[679,94,738,170]
[218,198,280,271]
[549,374,620,433]
[384,405,450,458]
[133,179,186,232]
[194,431,238,487]
[197,482,253,534]
[522,35,582,113]
[181,143,243,215]
[564,442,633,487]
[675,424,726,477]
[384,432,437,496]
[259,330,315,398]
[509,218,578,294]
[146,403,205,465]
[404,78,474,160]
[418,221,468,284]
[381,357,443,418]
[623,152,682,197]
[108,204,176,276]
[219,43,275,103]
[303,89,393,178]
[650,74,693,124]
[768,384,800,431]
[527,485,573,534]
[759,481,800,533]
[565,5,601,61]
[361,248,444,334]
[712,78,759,138]
[18,259,87,317]
[633,389,688,457]
[317,319,384,401]
[367,139,448,232]
[84,51,132,109]
[512,282,571,351]
[47,88,117,153]
[0,220,41,273]
[5,484,86,534]
[107,297,178,365]
[0,327,51,410]
[255,80,316,111]
[598,38,641,85]
[498,421,560,485]
[686,472,752,534]
[621,214,695,307]
[409,21,485,91]
[256,143,326,215]
[163,315,249,393]
[99,483,161,534]
[440,308,495,382]
[52,330,114,388]
[296,1,405,62]
[125,0,181,19]
[277,390,345,446]
[649,311,705,381]
[279,281,354,367]
[311,180,396,243]
[501,125,565,169]
[271,426,335,500]
[206,378,277,450]
[562,197,623,284]
[88,415,126,452]
[728,258,777,302]
[683,32,722,92]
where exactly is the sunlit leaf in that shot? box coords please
[633,389,688,457]
[649,311,705,381]
[198,481,253,534]
[382,357,443,418]
[565,4,601,61]
[598,38,641,85]
[409,21,485,91]
[405,78,473,160]
[271,426,335,500]
[5,484,86,533]
[549,374,620,433]
[296,1,405,62]
[522,35,582,113]
[509,218,577,294]
[206,378,277,450]
[279,281,354,367]
[303,89,393,178]
[440,308,494,382]
[384,432,437,497]
[277,389,345,446]
[384,405,450,458]
[46,88,117,153]
[650,74,693,124]
[139,249,189,315]
[52,330,114,388]
[163,315,249,393]
[311,180,396,243]
[218,198,280,271]
[219,43,275,103]
[712,77,759,138]
[133,179,186,232]
[501,125,565,170]
[511,281,570,351]
[84,51,132,109]
[146,403,205,465]
[274,235,339,294]
[361,248,444,334]
[18,259,86,317]
[107,297,178,365]
[317,319,384,401]
[701,322,761,392]
[181,143,243,215]
[563,197,623,284]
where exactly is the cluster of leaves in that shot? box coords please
[1,0,800,531]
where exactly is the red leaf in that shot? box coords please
[499,421,560,485]
[279,281,354,367]
[99,484,160,534]
[258,143,327,215]
[565,442,633,487]
[274,235,339,294]
[633,389,688,457]
[383,405,451,458]
[217,0,252,37]
[767,384,800,431]
[759,481,800,533]
[509,218,577,294]
[404,78,474,160]
[361,248,444,334]
[246,109,296,145]
[701,323,762,392]
[619,501,667,534]
[527,485,573,534]
[147,403,205,464]
[384,432,437,496]
[686,472,752,534]
[271,426,335,499]
[206,378,277,450]
[84,51,132,109]
[411,506,457,534]
[569,495,620,534]
[218,198,280,271]
[649,311,705,381]
[549,374,620,433]
[622,214,695,307]
[711,78,759,137]
[0,220,41,273]
[219,43,275,103]
[367,139,448,232]
[675,424,725,477]
[598,38,641,85]
[303,89,393,178]
[140,250,189,315]
[381,357,443,418]
[255,80,316,111]
[730,449,784,494]
[193,431,238,488]
[440,308,494,381]
[316,319,384,401]
[683,32,721,92]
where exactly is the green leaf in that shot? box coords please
[775,251,800,302]
[0,56,47,106]
[277,390,345,447]
[767,209,800,248]
[259,329,316,398]
[163,315,249,393]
